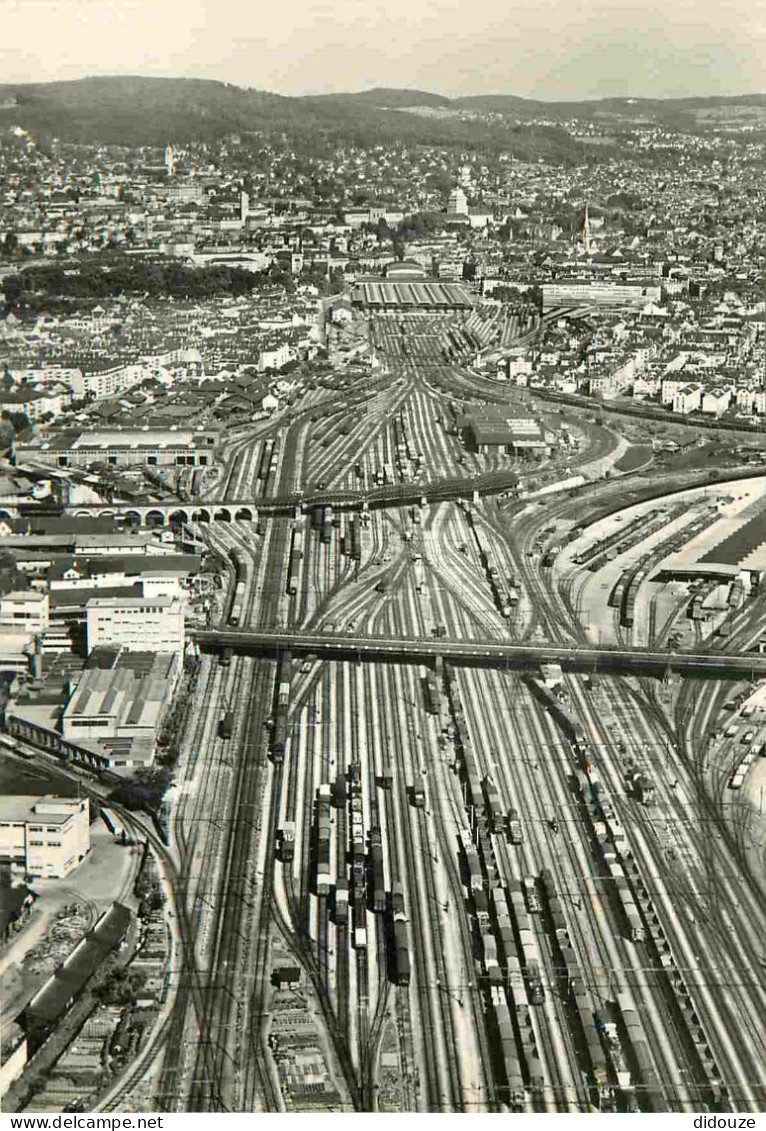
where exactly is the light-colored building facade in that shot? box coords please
[0,591,49,636]
[13,428,218,469]
[86,595,184,655]
[672,383,703,415]
[702,386,733,415]
[448,187,468,215]
[0,796,90,878]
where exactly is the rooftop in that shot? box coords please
[86,594,180,610]
[0,795,87,826]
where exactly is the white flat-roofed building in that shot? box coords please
[0,591,49,636]
[0,795,90,878]
[86,595,184,655]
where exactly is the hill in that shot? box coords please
[0,76,591,161]
[0,76,762,157]
[320,87,766,131]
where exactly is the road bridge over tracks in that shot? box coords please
[191,627,766,678]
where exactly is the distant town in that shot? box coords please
[0,79,764,1116]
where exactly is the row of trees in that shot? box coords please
[2,257,294,308]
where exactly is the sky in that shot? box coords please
[1,0,764,99]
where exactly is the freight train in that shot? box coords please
[524,675,586,751]
[271,652,292,760]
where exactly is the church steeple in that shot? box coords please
[583,201,594,255]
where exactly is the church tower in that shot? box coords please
[583,202,594,255]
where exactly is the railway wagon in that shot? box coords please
[464,847,483,891]
[410,784,425,808]
[228,581,246,626]
[228,549,247,625]
[524,676,585,748]
[333,773,347,804]
[335,878,349,923]
[609,573,629,610]
[319,506,333,544]
[257,438,275,480]
[370,845,386,912]
[492,992,525,1108]
[271,653,292,760]
[316,862,331,896]
[422,670,440,714]
[278,820,295,862]
[101,807,126,842]
[393,919,410,985]
[218,710,234,740]
[508,808,523,845]
[391,880,406,921]
[482,775,504,832]
[629,1039,664,1111]
[155,800,171,845]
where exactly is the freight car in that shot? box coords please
[391,880,407,921]
[218,710,234,740]
[422,669,440,714]
[271,652,292,760]
[278,821,295,862]
[348,515,362,561]
[370,843,386,912]
[482,775,505,832]
[335,878,349,924]
[393,919,410,985]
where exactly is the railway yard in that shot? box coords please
[108,313,766,1114]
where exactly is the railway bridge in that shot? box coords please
[1,470,520,527]
[191,627,766,678]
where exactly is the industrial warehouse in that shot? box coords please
[459,409,550,455]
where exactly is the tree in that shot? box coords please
[1,411,31,435]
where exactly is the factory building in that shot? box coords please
[7,648,180,771]
[0,796,90,879]
[13,428,219,470]
[62,648,180,768]
[86,595,185,656]
[462,411,549,455]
